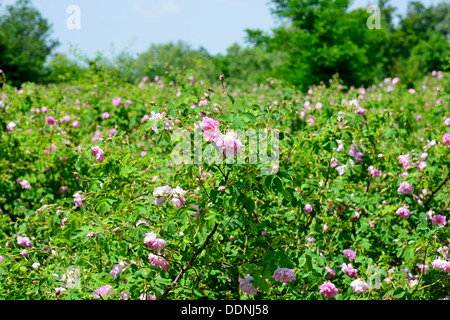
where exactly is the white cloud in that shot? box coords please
[133,0,181,18]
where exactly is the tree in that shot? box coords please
[135,41,218,81]
[388,1,450,85]
[246,0,389,90]
[0,0,59,86]
[245,0,449,90]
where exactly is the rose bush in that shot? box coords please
[0,68,449,300]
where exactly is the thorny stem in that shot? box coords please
[366,175,372,194]
[159,222,220,300]
[424,170,450,210]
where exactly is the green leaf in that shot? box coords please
[169,108,177,118]
[227,94,235,105]
[305,254,313,271]
[298,256,307,268]
[272,176,283,193]
[242,112,257,123]
[136,268,151,278]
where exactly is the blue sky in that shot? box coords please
[0,0,441,59]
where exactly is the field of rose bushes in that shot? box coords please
[0,67,449,301]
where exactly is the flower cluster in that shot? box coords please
[368,165,382,177]
[431,258,450,273]
[148,253,169,271]
[91,146,105,163]
[144,232,166,251]
[199,117,244,156]
[73,191,85,209]
[341,263,358,278]
[349,144,365,162]
[153,185,186,209]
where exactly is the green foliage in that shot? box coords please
[0,0,59,87]
[246,0,450,90]
[0,65,449,300]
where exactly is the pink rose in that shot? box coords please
[432,214,447,227]
[417,161,427,172]
[330,157,338,168]
[74,191,85,209]
[397,181,414,194]
[325,267,336,279]
[350,279,369,293]
[6,121,16,132]
[112,97,121,106]
[171,197,185,209]
[443,133,450,147]
[59,186,69,194]
[444,118,450,127]
[155,197,165,207]
[341,263,359,278]
[91,146,105,163]
[140,293,157,300]
[431,258,450,273]
[144,232,166,251]
[46,116,55,126]
[343,249,356,262]
[396,206,411,219]
[272,267,296,284]
[101,112,110,119]
[368,165,382,177]
[148,253,169,271]
[238,275,258,295]
[200,117,221,142]
[17,236,33,248]
[349,144,365,162]
[319,282,338,298]
[216,131,244,156]
[398,154,410,170]
[93,285,113,299]
[141,114,149,123]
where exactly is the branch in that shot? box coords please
[159,222,220,300]
[424,170,450,209]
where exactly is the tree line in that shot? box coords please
[0,0,449,89]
